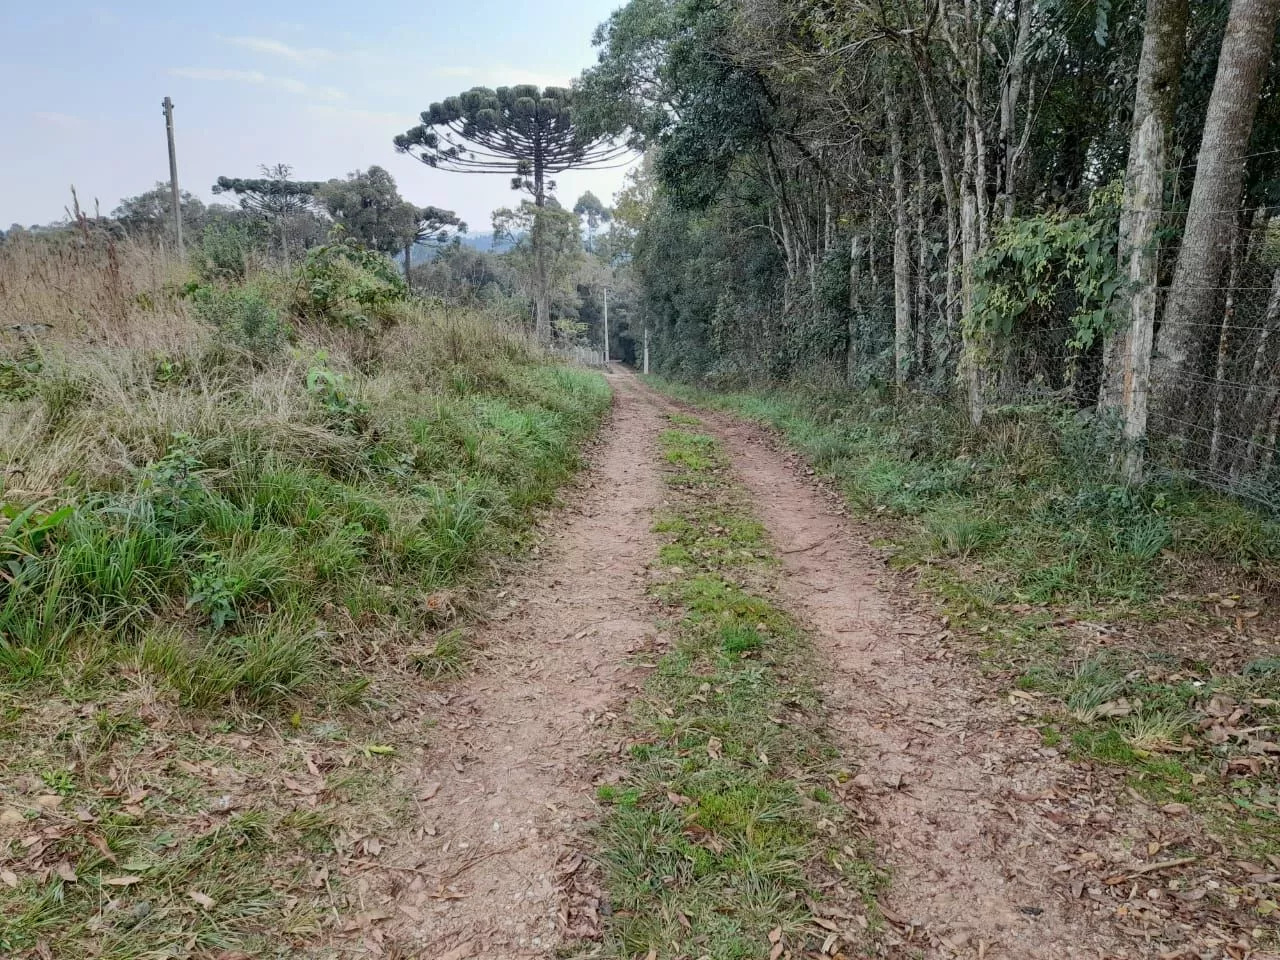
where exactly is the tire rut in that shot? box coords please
[373,370,670,958]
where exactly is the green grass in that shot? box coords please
[593,418,881,959]
[0,255,610,957]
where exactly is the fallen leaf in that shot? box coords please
[1,870,17,888]
[707,737,723,760]
[189,889,216,909]
[103,876,144,886]
[54,862,76,883]
[419,782,442,801]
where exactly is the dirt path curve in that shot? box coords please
[380,369,668,958]
[696,406,1131,959]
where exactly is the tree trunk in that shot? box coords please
[847,232,866,381]
[1098,0,1189,483]
[961,108,983,427]
[1208,220,1244,471]
[403,243,413,290]
[1151,0,1280,433]
[915,144,931,377]
[886,85,912,385]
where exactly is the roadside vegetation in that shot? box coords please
[651,379,1280,934]
[0,226,608,958]
[593,417,880,959]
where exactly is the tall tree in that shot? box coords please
[1100,0,1190,483]
[1151,0,1280,432]
[402,206,467,287]
[394,86,629,341]
[112,182,208,242]
[573,191,612,251]
[317,166,416,255]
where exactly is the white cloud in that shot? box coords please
[169,67,310,96]
[31,111,80,130]
[225,36,336,64]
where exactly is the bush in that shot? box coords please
[294,237,408,331]
[197,220,265,281]
[188,283,287,353]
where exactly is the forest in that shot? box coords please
[2,1,1280,958]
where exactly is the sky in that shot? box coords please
[0,0,636,233]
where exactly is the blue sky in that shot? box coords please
[1,1,635,231]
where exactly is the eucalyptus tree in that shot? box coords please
[394,85,630,341]
[573,191,612,252]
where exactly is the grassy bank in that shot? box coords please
[0,232,608,957]
[650,378,1280,932]
[593,416,879,959]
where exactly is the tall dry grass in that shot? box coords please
[0,230,197,348]
[0,229,551,496]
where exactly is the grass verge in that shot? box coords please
[0,233,610,957]
[592,417,881,960]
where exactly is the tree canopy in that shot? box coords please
[213,164,322,217]
[394,85,630,205]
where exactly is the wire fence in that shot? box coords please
[988,204,1280,512]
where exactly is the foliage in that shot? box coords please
[394,85,627,203]
[197,219,266,281]
[111,182,209,240]
[187,282,286,353]
[316,166,462,258]
[294,236,409,330]
[305,360,368,433]
[971,187,1126,351]
[212,164,321,216]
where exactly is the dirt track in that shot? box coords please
[377,369,1129,959]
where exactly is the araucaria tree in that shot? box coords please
[213,163,322,261]
[394,85,629,342]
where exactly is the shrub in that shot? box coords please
[197,221,263,281]
[295,237,408,331]
[188,283,286,353]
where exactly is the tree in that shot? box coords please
[213,163,322,261]
[112,182,208,242]
[573,191,612,251]
[1099,0,1190,483]
[394,85,630,341]
[1151,0,1280,434]
[493,200,585,336]
[402,206,467,287]
[317,166,416,255]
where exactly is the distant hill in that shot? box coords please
[408,232,515,265]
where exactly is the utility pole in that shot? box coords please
[602,286,610,365]
[162,96,183,256]
[643,327,650,374]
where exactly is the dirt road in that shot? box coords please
[376,369,1126,959]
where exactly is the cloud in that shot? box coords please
[31,111,80,130]
[169,67,311,96]
[225,35,337,64]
